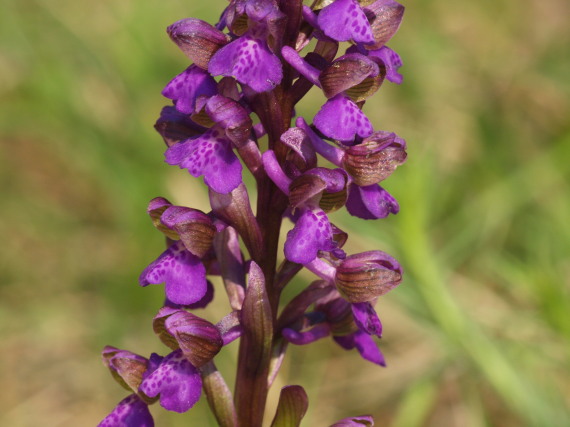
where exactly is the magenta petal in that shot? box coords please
[162,65,218,114]
[208,34,283,93]
[139,241,207,306]
[282,324,331,345]
[318,0,374,44]
[284,208,336,264]
[140,350,202,413]
[98,394,154,427]
[331,414,374,426]
[351,302,382,336]
[369,46,403,84]
[346,183,399,219]
[335,332,385,366]
[314,94,373,142]
[165,127,243,194]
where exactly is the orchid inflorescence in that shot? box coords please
[99,0,406,426]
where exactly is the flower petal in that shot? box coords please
[314,94,373,142]
[208,34,282,93]
[351,302,382,336]
[162,65,217,114]
[98,394,154,427]
[165,127,243,194]
[139,241,207,306]
[139,350,202,413]
[318,0,374,44]
[368,46,403,84]
[284,208,336,264]
[334,331,385,366]
[346,183,399,219]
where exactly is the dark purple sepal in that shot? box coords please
[147,197,178,240]
[154,106,205,148]
[163,310,223,367]
[204,95,253,146]
[102,346,149,394]
[270,385,309,427]
[329,414,374,426]
[342,131,407,186]
[162,66,218,114]
[318,0,374,44]
[346,183,399,219]
[314,94,373,142]
[209,184,263,261]
[235,262,273,426]
[167,18,229,69]
[208,33,283,93]
[165,127,243,194]
[160,205,217,258]
[139,241,207,306]
[307,167,349,213]
[363,0,404,50]
[319,54,379,99]
[139,349,202,413]
[317,294,358,336]
[284,208,336,265]
[280,127,318,171]
[335,250,402,303]
[368,46,403,84]
[351,302,382,336]
[98,394,154,427]
[334,331,386,366]
[288,173,328,210]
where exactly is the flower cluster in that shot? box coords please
[100,0,406,425]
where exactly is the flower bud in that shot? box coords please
[335,251,402,303]
[342,131,407,186]
[167,18,229,69]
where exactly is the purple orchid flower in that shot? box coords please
[101,0,409,424]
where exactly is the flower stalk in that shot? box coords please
[99,1,407,426]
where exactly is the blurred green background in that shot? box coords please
[1,0,569,425]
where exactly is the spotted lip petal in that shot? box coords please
[284,208,336,264]
[139,350,202,413]
[317,0,375,44]
[208,33,283,93]
[314,94,373,142]
[165,127,243,194]
[98,394,154,427]
[139,241,207,306]
[162,66,218,115]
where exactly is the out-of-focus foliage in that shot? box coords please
[1,0,569,426]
